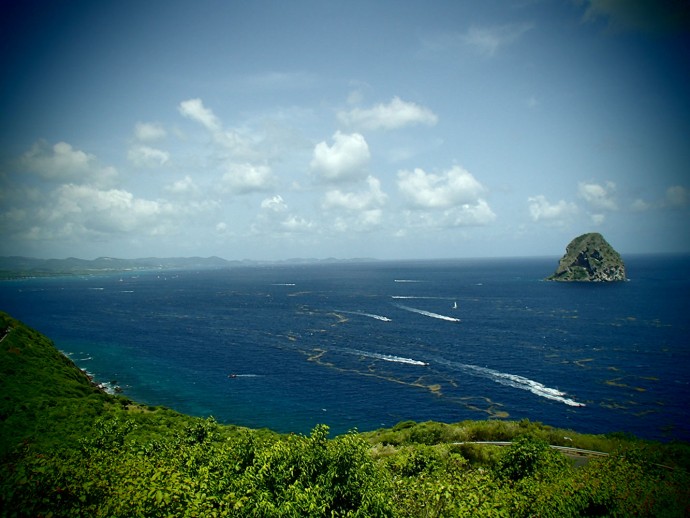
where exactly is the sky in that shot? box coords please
[1,0,689,260]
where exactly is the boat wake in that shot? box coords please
[391,296,453,300]
[460,363,585,407]
[347,348,428,366]
[337,310,392,322]
[395,304,460,322]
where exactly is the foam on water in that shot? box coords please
[452,361,585,407]
[395,303,460,322]
[346,348,429,366]
[337,310,392,322]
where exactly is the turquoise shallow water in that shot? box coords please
[2,255,688,440]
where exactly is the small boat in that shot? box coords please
[452,301,458,309]
[228,374,237,379]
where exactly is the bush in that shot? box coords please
[496,434,569,482]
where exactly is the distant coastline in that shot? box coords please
[0,255,379,280]
[2,253,687,281]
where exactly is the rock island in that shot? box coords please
[547,232,626,282]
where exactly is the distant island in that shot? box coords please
[547,232,626,282]
[0,255,377,279]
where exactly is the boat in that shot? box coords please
[452,301,458,309]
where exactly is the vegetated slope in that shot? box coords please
[0,312,115,455]
[1,312,688,517]
[547,232,627,282]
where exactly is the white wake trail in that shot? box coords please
[460,364,585,407]
[337,310,392,322]
[347,349,428,366]
[395,304,460,322]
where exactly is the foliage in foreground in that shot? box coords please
[1,312,689,516]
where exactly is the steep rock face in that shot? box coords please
[547,233,626,282]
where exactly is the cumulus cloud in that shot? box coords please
[165,175,200,196]
[21,141,117,185]
[445,199,496,226]
[221,163,275,194]
[338,97,438,130]
[49,184,172,236]
[261,194,288,212]
[528,195,579,222]
[310,132,370,182]
[322,176,387,211]
[134,122,166,141]
[178,98,221,132]
[318,177,388,233]
[397,166,495,228]
[397,166,486,209]
[178,98,257,160]
[400,199,496,230]
[578,181,618,211]
[280,215,314,233]
[127,145,170,167]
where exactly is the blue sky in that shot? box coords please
[1,0,688,260]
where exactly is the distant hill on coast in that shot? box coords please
[0,255,378,279]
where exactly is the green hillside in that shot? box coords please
[1,311,688,516]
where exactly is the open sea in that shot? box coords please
[1,256,688,442]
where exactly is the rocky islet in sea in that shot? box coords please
[547,232,626,282]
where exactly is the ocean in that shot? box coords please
[2,256,688,441]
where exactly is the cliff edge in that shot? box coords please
[547,233,626,282]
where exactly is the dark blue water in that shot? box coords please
[1,256,688,441]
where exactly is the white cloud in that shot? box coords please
[261,194,288,212]
[578,181,618,211]
[338,97,438,130]
[400,199,496,230]
[445,199,496,226]
[666,185,688,207]
[397,166,495,228]
[21,141,117,185]
[397,166,486,209]
[319,177,389,233]
[322,176,387,211]
[127,145,170,167]
[134,122,166,141]
[221,163,275,194]
[178,98,257,160]
[310,131,370,182]
[178,98,221,132]
[165,175,200,196]
[49,184,172,235]
[281,215,314,233]
[528,195,579,222]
